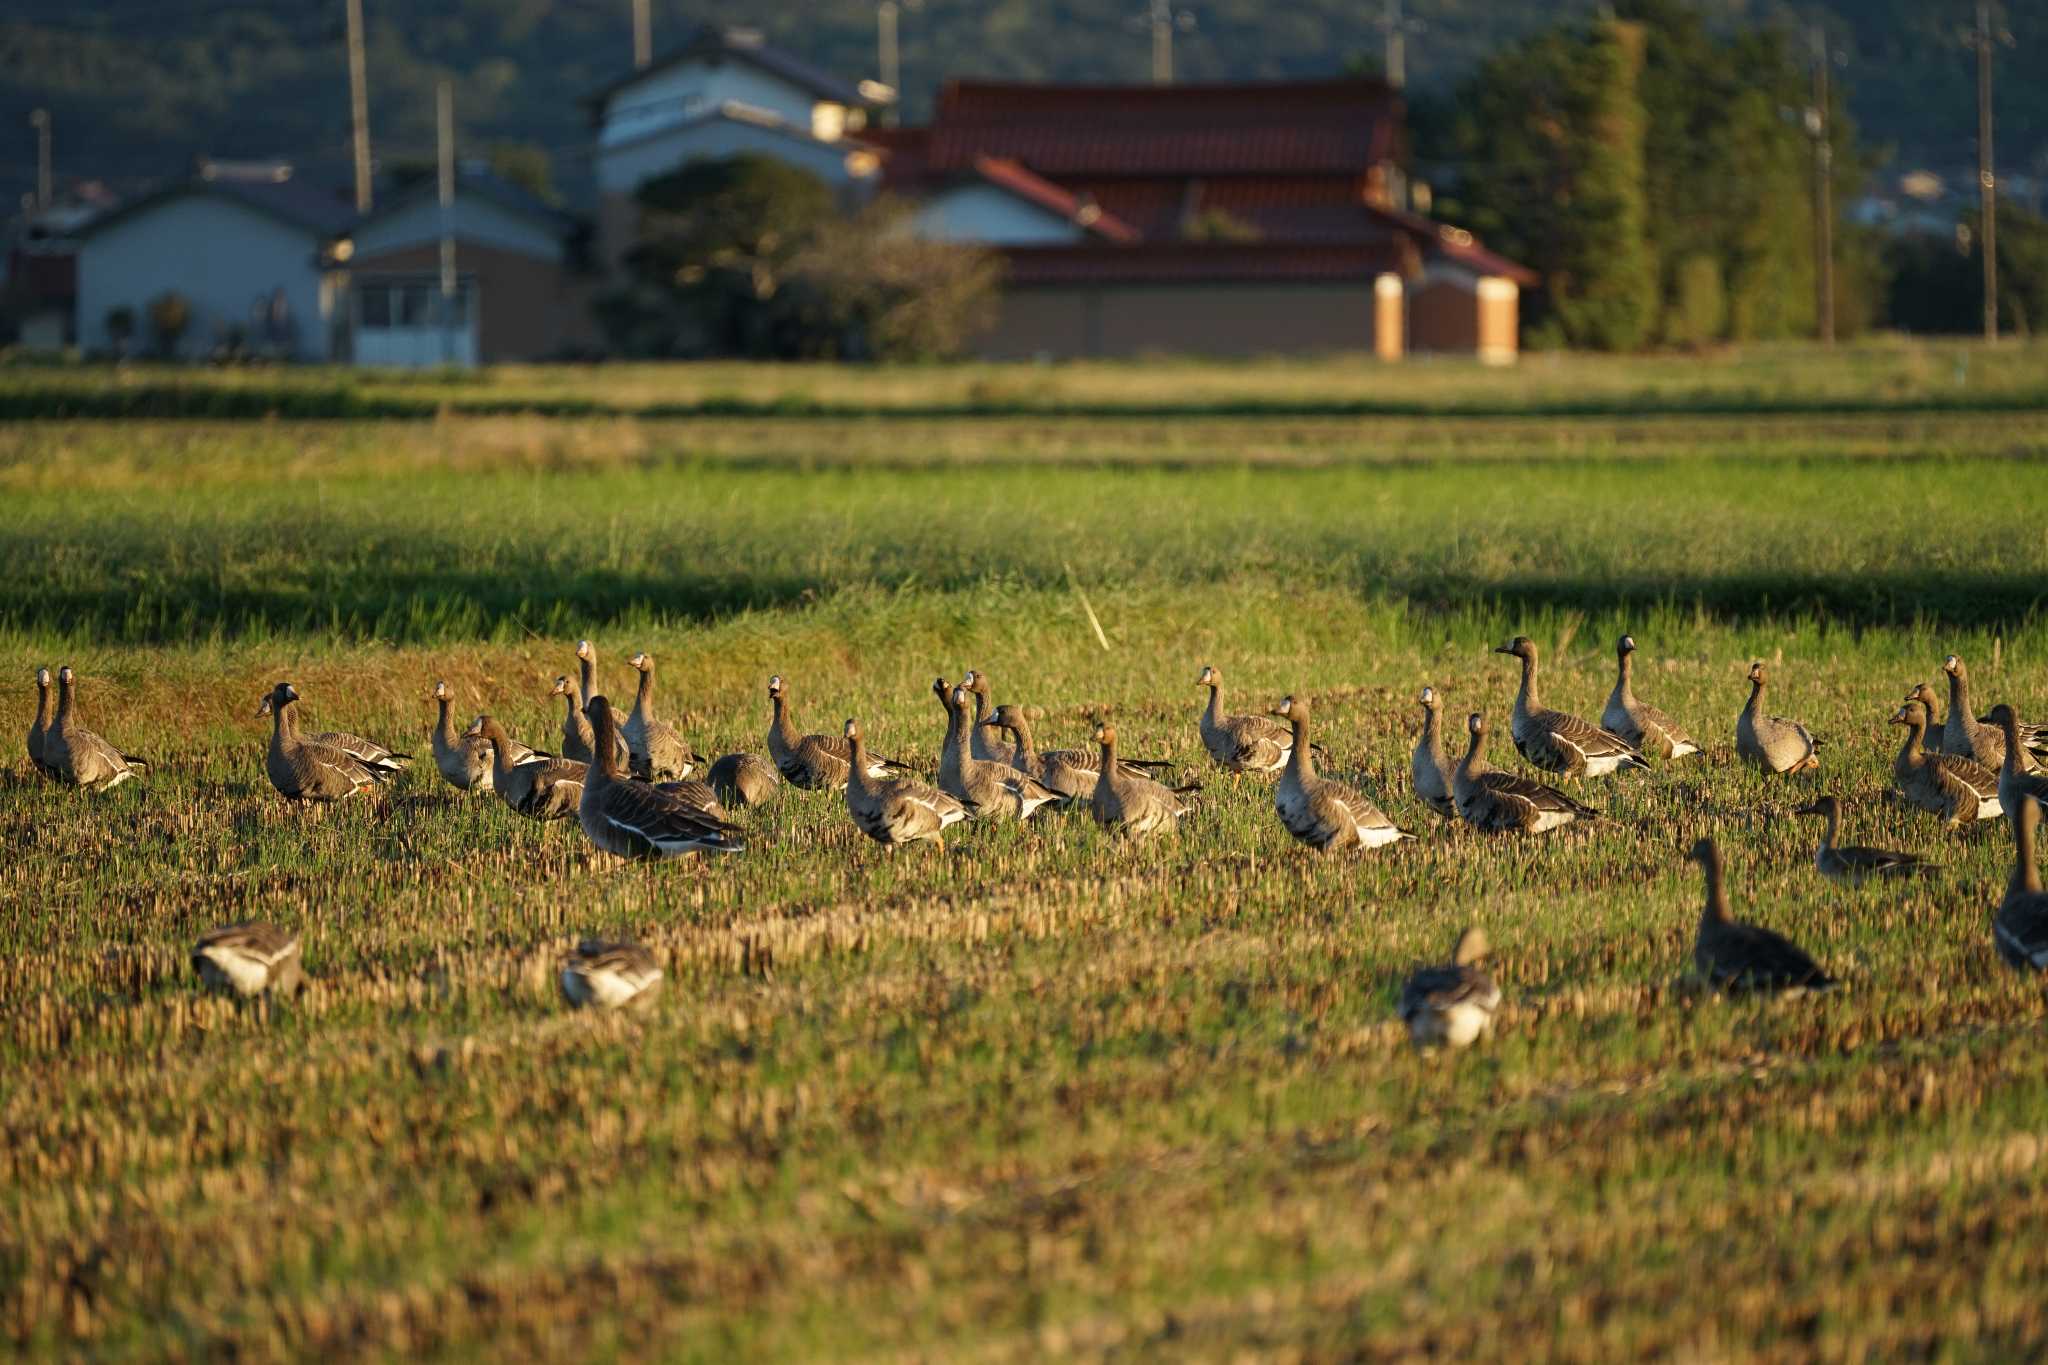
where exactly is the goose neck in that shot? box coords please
[435,698,458,745]
[1285,713,1314,777]
[32,680,50,728]
[54,674,73,721]
[1203,684,1222,724]
[1514,653,1539,711]
[2013,798,2042,897]
[633,666,655,718]
[577,656,596,706]
[1947,668,1970,718]
[1699,850,1732,925]
[769,694,797,745]
[1743,677,1764,715]
[588,711,625,781]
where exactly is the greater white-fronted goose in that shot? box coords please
[1987,705,2048,820]
[1792,794,1935,884]
[960,669,1021,767]
[1939,655,2048,770]
[559,939,664,1010]
[259,682,393,806]
[766,674,907,791]
[577,696,744,858]
[473,714,585,822]
[1601,635,1700,760]
[1090,722,1194,839]
[1271,695,1413,852]
[1196,664,1297,775]
[1735,662,1821,774]
[430,680,518,792]
[844,718,966,850]
[1993,794,2048,971]
[191,922,305,999]
[1689,837,1836,994]
[1890,700,2002,826]
[294,704,411,778]
[569,642,632,768]
[26,666,54,778]
[625,651,704,781]
[1451,712,1598,835]
[707,752,780,807]
[936,680,1060,820]
[1495,636,1647,778]
[1410,686,1456,821]
[1904,683,1951,755]
[41,666,149,791]
[1397,927,1502,1050]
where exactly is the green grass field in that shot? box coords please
[6,346,2048,1359]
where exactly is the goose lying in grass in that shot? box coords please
[191,922,305,1000]
[1792,795,1935,884]
[43,666,150,791]
[1735,662,1820,775]
[1601,634,1700,760]
[1689,838,1836,994]
[1495,636,1648,778]
[559,939,663,1010]
[707,752,779,808]
[1398,927,1501,1050]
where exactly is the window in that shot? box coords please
[360,286,392,327]
[399,284,433,326]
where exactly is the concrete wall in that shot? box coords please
[354,195,563,264]
[77,194,332,358]
[910,185,1084,245]
[599,59,818,149]
[979,281,1376,359]
[1410,267,1520,363]
[348,239,599,363]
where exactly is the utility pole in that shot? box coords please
[878,0,915,122]
[631,0,651,70]
[29,108,51,212]
[1380,0,1407,90]
[1137,0,1194,84]
[345,0,372,213]
[1809,26,1835,346]
[438,79,457,365]
[1975,0,1999,343]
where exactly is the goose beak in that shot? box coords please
[1792,800,1822,816]
[1491,643,1515,655]
[256,697,273,717]
[976,716,1003,729]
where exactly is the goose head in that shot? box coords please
[1942,654,1964,679]
[550,675,574,699]
[948,684,973,717]
[962,669,990,698]
[57,665,75,688]
[1792,795,1839,821]
[1746,661,1767,685]
[767,674,786,701]
[34,666,51,691]
[1466,712,1487,739]
[583,694,615,726]
[982,703,1024,731]
[842,717,861,743]
[1493,636,1535,660]
[1270,694,1305,721]
[1687,836,1718,868]
[1092,721,1117,749]
[1417,685,1439,713]
[465,713,488,738]
[258,681,299,717]
[575,639,596,664]
[432,680,454,703]
[1889,700,1926,729]
[1985,702,2019,735]
[630,652,653,674]
[1617,634,1638,658]
[1452,926,1490,967]
[1196,665,1219,688]
[929,676,951,707]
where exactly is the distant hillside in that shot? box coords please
[4,0,2043,214]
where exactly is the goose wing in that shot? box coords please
[1537,707,1646,764]
[1398,963,1499,1021]
[1480,770,1597,816]
[1995,893,2048,971]
[1702,923,1834,992]
[1834,843,1931,877]
[596,779,745,855]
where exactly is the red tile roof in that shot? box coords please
[968,157,1139,243]
[928,79,1399,177]
[1002,241,1417,288]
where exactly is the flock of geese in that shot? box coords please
[20,634,2048,1048]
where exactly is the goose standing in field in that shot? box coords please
[624,651,705,781]
[473,714,585,822]
[843,718,966,850]
[706,752,780,808]
[960,669,1021,767]
[430,680,523,791]
[982,704,1095,803]
[1452,712,1598,835]
[1397,927,1502,1050]
[1939,654,2048,770]
[569,641,633,768]
[259,682,392,806]
[1689,837,1836,994]
[1987,705,2048,820]
[1410,686,1457,821]
[1734,662,1821,775]
[1196,664,1298,775]
[1792,794,1935,885]
[191,923,305,1000]
[1495,636,1647,778]
[577,696,744,858]
[1993,794,2048,971]
[1090,722,1194,839]
[552,674,599,765]
[559,939,664,1010]
[40,666,149,791]
[25,666,55,778]
[1890,699,2002,827]
[766,674,908,790]
[1271,695,1413,852]
[1602,635,1700,760]
[936,680,1061,821]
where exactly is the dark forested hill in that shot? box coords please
[2,0,2043,212]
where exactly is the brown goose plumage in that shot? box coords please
[567,642,632,769]
[1196,664,1296,775]
[1735,662,1821,775]
[1496,636,1648,778]
[1601,635,1701,760]
[843,718,966,849]
[42,666,149,791]
[1689,838,1836,994]
[935,680,1061,821]
[577,696,744,858]
[430,680,516,792]
[1987,705,2048,823]
[192,922,305,999]
[1451,712,1598,835]
[1090,722,1194,839]
[259,682,392,806]
[1792,795,1935,885]
[1890,700,2002,826]
[1271,695,1412,852]
[706,752,780,807]
[1397,927,1502,1050]
[765,674,908,790]
[625,651,705,781]
[26,665,54,778]
[1939,655,2047,770]
[559,939,664,1010]
[474,714,585,822]
[1994,794,2048,971]
[960,669,1021,767]
[1410,685,1456,821]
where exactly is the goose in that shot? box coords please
[1939,655,2048,770]
[980,704,1152,804]
[577,696,744,858]
[766,674,908,790]
[1689,837,1836,994]
[559,939,664,1010]
[706,752,780,808]
[1734,662,1820,775]
[1986,705,2048,820]
[429,680,511,792]
[259,682,394,806]
[936,680,1061,821]
[625,651,704,781]
[552,675,600,765]
[1271,695,1413,852]
[472,714,585,822]
[1890,700,2001,826]
[1090,722,1194,839]
[1451,712,1598,835]
[291,701,411,778]
[1494,636,1648,778]
[1993,794,2048,971]
[1397,927,1502,1050]
[1196,664,1297,775]
[1791,794,1935,884]
[568,642,632,769]
[1410,686,1456,821]
[959,669,1021,767]
[41,667,149,791]
[1904,684,1951,755]
[1601,635,1701,760]
[25,666,54,778]
[843,718,967,850]
[191,922,305,1000]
